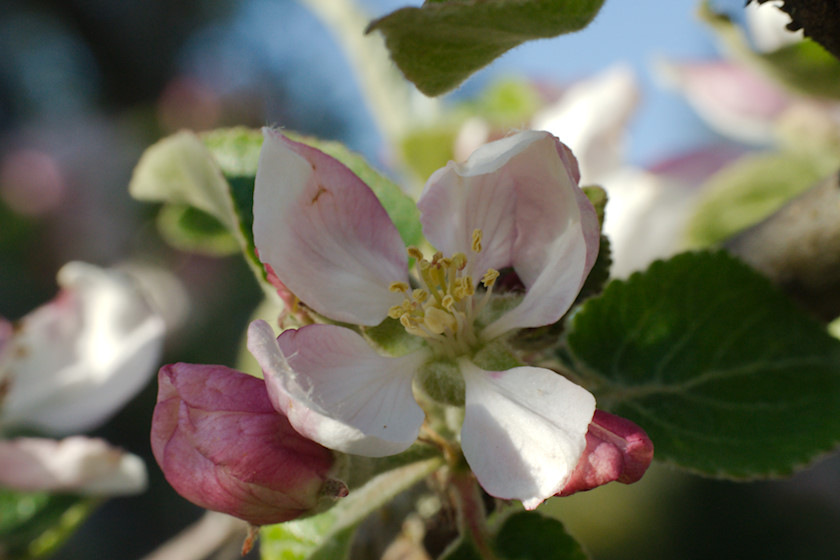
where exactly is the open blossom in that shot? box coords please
[1,262,165,435]
[0,436,147,495]
[247,129,608,509]
[0,262,164,496]
[151,363,346,526]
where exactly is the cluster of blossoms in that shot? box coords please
[0,262,164,495]
[151,129,652,525]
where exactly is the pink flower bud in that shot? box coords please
[151,363,347,526]
[557,410,654,497]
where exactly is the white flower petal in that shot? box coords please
[459,361,595,509]
[0,436,147,495]
[533,65,639,184]
[247,320,426,457]
[253,130,407,325]
[1,262,165,435]
[419,131,599,339]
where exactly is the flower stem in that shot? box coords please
[449,471,499,560]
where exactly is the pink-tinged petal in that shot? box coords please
[557,410,654,496]
[533,65,639,184]
[1,262,165,435]
[0,436,146,495]
[151,363,343,526]
[459,361,596,510]
[253,129,407,326]
[248,320,426,457]
[659,60,792,145]
[419,131,599,339]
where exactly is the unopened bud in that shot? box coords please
[151,363,347,526]
[557,409,653,497]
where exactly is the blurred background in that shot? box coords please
[1,0,839,558]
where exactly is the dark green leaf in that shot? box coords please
[567,251,840,478]
[367,0,606,96]
[494,511,588,560]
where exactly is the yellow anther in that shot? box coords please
[407,246,424,260]
[451,252,467,270]
[442,294,456,311]
[388,305,406,319]
[412,289,428,303]
[481,269,500,288]
[389,281,410,293]
[471,229,483,253]
[424,306,456,335]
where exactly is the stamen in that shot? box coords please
[481,269,500,288]
[389,281,410,293]
[424,306,456,335]
[407,246,424,260]
[471,229,483,253]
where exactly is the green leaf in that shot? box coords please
[129,130,239,231]
[367,0,606,96]
[156,205,240,255]
[0,490,99,559]
[566,251,840,478]
[494,511,588,560]
[260,457,442,560]
[685,151,836,248]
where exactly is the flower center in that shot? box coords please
[388,229,499,358]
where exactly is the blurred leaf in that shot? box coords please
[470,79,543,125]
[0,490,98,559]
[201,126,263,177]
[260,457,442,560]
[567,251,840,478]
[129,131,238,231]
[763,40,840,99]
[685,151,835,247]
[399,125,459,181]
[367,0,606,96]
[494,511,588,560]
[156,204,239,256]
[701,2,840,99]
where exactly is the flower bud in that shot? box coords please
[151,363,347,526]
[557,409,653,497]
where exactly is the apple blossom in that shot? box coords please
[151,363,346,526]
[0,436,147,495]
[247,129,607,509]
[1,261,165,435]
[0,263,164,498]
